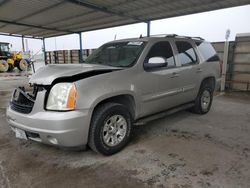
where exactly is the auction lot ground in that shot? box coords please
[0,73,250,188]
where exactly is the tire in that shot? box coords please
[17,59,29,71]
[88,103,132,155]
[191,82,214,114]
[7,64,14,72]
[0,60,9,72]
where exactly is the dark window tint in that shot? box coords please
[176,41,197,66]
[146,41,175,68]
[196,42,220,62]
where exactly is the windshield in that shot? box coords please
[0,43,9,52]
[85,41,146,67]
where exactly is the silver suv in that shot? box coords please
[6,35,221,155]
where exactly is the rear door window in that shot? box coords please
[196,42,220,62]
[175,41,198,66]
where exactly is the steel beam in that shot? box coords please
[22,36,25,52]
[43,38,47,65]
[0,32,42,39]
[44,20,140,39]
[65,0,146,23]
[0,19,74,34]
[147,21,151,37]
[40,0,137,30]
[79,32,83,63]
[0,2,65,30]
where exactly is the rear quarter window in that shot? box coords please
[196,42,220,62]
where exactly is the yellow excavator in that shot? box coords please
[0,42,30,72]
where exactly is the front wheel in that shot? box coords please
[88,103,132,155]
[191,84,213,114]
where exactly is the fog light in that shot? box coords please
[47,136,58,145]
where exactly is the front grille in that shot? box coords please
[10,85,42,114]
[10,100,33,114]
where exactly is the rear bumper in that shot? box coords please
[6,106,91,147]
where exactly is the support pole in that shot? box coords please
[147,21,151,37]
[22,36,25,52]
[43,38,47,65]
[220,29,230,92]
[79,32,83,63]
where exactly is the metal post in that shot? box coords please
[147,21,151,37]
[22,36,25,52]
[79,32,83,63]
[221,29,230,92]
[43,38,47,65]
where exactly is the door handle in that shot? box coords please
[196,68,203,73]
[170,72,179,78]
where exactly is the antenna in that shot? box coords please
[114,34,117,40]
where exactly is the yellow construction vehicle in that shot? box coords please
[0,42,30,72]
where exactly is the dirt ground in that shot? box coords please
[0,75,250,188]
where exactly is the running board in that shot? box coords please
[134,102,195,126]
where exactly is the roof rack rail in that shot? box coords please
[165,34,178,37]
[179,36,204,40]
[147,34,178,38]
[143,34,204,40]
[167,35,204,40]
[191,36,204,40]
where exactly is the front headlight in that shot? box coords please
[46,83,76,111]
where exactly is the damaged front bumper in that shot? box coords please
[6,87,90,148]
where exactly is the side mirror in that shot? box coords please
[144,57,168,69]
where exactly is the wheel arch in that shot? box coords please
[200,76,216,91]
[91,94,136,121]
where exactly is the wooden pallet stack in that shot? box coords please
[45,49,95,64]
[212,34,250,91]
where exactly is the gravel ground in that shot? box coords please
[0,75,250,188]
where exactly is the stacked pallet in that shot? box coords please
[45,49,95,64]
[230,34,250,91]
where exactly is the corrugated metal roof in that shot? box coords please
[0,0,250,38]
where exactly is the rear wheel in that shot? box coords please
[88,103,132,155]
[0,60,9,72]
[191,83,213,114]
[17,59,29,71]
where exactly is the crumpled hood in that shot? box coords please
[29,64,121,85]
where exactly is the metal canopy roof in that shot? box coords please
[0,0,250,39]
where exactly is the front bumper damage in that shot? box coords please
[6,86,90,148]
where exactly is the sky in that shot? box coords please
[0,4,250,54]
